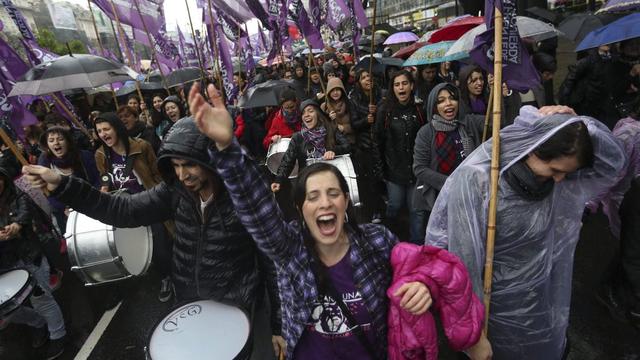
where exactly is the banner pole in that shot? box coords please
[184,0,206,82]
[206,0,226,103]
[86,0,119,110]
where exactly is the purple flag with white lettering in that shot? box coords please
[0,0,35,41]
[92,0,162,33]
[352,0,368,28]
[325,0,349,31]
[470,0,540,91]
[285,0,323,49]
[246,0,273,30]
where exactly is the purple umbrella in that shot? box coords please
[383,31,419,45]
[598,0,640,13]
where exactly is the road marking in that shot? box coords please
[74,302,122,360]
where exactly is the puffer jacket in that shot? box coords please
[274,129,351,183]
[50,117,265,311]
[348,86,384,151]
[374,99,426,184]
[387,243,484,360]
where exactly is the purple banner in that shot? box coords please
[346,0,362,58]
[325,0,348,30]
[177,26,199,67]
[213,9,235,99]
[246,0,273,30]
[92,0,162,33]
[352,0,368,28]
[470,0,540,91]
[0,0,35,41]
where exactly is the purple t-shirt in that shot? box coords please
[293,252,375,359]
[108,149,144,194]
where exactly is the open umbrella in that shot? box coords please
[597,0,640,13]
[8,54,138,96]
[576,12,640,52]
[383,31,419,45]
[392,41,428,59]
[237,80,305,108]
[418,30,436,43]
[558,12,621,43]
[115,81,164,97]
[403,41,463,66]
[526,6,563,24]
[424,16,484,43]
[165,67,202,88]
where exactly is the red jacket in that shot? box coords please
[234,113,245,139]
[387,243,484,360]
[262,109,301,150]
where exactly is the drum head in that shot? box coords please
[0,270,29,305]
[149,300,250,360]
[114,227,152,276]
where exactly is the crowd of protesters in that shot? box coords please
[0,34,638,360]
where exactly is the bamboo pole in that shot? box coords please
[86,0,119,110]
[236,24,245,99]
[304,38,326,97]
[0,128,28,166]
[368,0,377,106]
[108,19,125,63]
[482,87,494,142]
[206,0,226,103]
[482,6,504,334]
[131,0,170,93]
[184,0,206,82]
[307,50,312,95]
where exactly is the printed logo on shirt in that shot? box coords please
[306,291,371,337]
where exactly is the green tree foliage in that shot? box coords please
[35,29,87,55]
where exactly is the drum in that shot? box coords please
[0,269,36,317]
[266,138,299,178]
[65,211,153,286]
[146,300,251,360]
[307,155,361,207]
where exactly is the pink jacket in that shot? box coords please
[387,243,484,360]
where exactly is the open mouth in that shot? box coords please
[316,214,337,236]
[102,136,113,145]
[443,107,456,117]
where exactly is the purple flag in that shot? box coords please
[0,0,35,41]
[258,24,269,54]
[213,9,235,99]
[92,0,162,33]
[352,0,368,28]
[346,0,362,57]
[177,26,199,67]
[294,0,324,50]
[470,0,540,91]
[246,0,274,30]
[324,0,348,30]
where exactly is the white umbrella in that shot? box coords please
[445,16,563,58]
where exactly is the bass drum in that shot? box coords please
[146,300,251,360]
[65,211,153,286]
[266,138,299,178]
[0,269,36,318]
[307,154,361,207]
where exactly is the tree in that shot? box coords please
[35,29,87,55]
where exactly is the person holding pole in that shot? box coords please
[425,105,626,359]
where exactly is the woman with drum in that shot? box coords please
[37,126,100,233]
[271,99,350,193]
[188,84,485,359]
[373,69,426,243]
[93,113,174,303]
[262,89,302,150]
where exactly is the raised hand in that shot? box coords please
[22,165,62,192]
[188,83,234,150]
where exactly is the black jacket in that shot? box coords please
[348,86,384,151]
[373,99,426,184]
[51,118,270,311]
[275,129,351,183]
[128,121,161,154]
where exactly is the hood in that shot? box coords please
[161,95,183,118]
[426,82,460,122]
[326,77,346,98]
[156,116,215,183]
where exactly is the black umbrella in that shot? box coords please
[165,67,203,88]
[8,54,137,96]
[558,12,622,43]
[115,81,164,97]
[358,34,386,47]
[526,6,563,25]
[144,70,163,83]
[353,56,385,75]
[237,80,305,109]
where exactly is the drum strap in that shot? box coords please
[324,278,379,360]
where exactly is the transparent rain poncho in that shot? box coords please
[425,106,626,359]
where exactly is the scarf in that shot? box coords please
[503,160,554,201]
[302,126,327,159]
[283,109,300,129]
[431,115,474,157]
[50,153,74,169]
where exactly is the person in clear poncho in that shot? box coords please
[425,105,626,359]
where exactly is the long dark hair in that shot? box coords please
[458,65,487,108]
[533,121,594,168]
[292,163,361,291]
[40,126,86,177]
[94,112,131,156]
[385,69,415,107]
[303,103,338,151]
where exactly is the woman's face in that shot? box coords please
[310,73,321,83]
[152,96,164,111]
[301,105,318,129]
[302,171,349,247]
[127,98,140,109]
[329,88,342,101]
[525,154,580,183]
[467,71,484,97]
[47,132,68,158]
[295,67,304,77]
[421,67,437,82]
[436,89,458,121]
[359,72,371,91]
[119,111,137,130]
[96,122,119,148]
[164,102,181,122]
[393,74,413,104]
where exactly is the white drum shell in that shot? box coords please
[266,138,299,178]
[307,155,361,207]
[147,300,250,360]
[65,211,153,286]
[0,269,35,317]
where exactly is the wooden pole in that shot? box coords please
[368,0,378,106]
[482,87,494,142]
[184,0,206,81]
[108,19,125,63]
[236,24,244,99]
[304,38,326,96]
[206,0,226,103]
[482,5,504,335]
[86,0,119,110]
[50,93,91,139]
[307,50,312,95]
[0,128,28,166]
[131,0,170,93]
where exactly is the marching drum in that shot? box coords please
[0,269,36,317]
[307,154,361,207]
[65,211,153,286]
[146,300,251,360]
[266,138,299,178]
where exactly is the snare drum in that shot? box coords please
[0,269,36,317]
[146,300,251,360]
[307,155,361,207]
[65,211,153,286]
[266,138,299,178]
